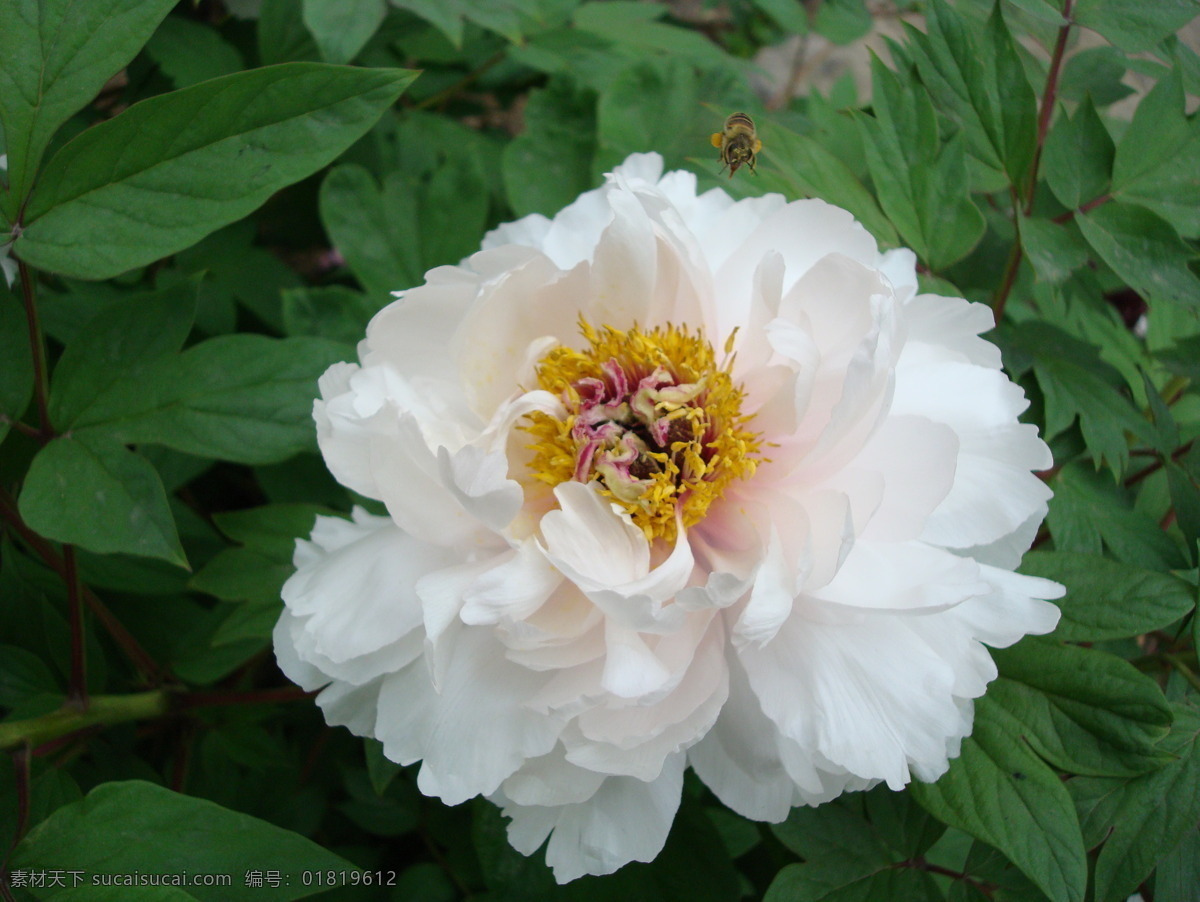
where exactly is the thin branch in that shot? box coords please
[0,687,317,753]
[1023,0,1075,215]
[991,189,1024,324]
[412,51,505,111]
[63,545,88,709]
[1125,440,1194,487]
[0,485,165,683]
[15,260,51,441]
[0,747,31,897]
[1050,192,1111,223]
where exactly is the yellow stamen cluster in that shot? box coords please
[523,319,761,542]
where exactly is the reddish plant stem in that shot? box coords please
[62,545,89,709]
[1125,440,1194,487]
[900,858,996,896]
[14,260,51,442]
[991,188,1024,324]
[0,486,164,684]
[0,747,31,898]
[1051,192,1111,223]
[1024,0,1075,215]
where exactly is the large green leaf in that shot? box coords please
[18,434,186,567]
[1110,70,1200,238]
[1008,321,1145,474]
[1077,201,1200,311]
[1047,463,1186,570]
[1019,551,1196,641]
[67,335,349,465]
[0,0,177,213]
[503,79,597,218]
[1042,96,1114,211]
[991,639,1172,776]
[858,56,984,270]
[319,164,423,304]
[48,282,196,430]
[1070,706,1200,902]
[912,698,1087,902]
[763,863,941,902]
[903,0,1037,189]
[1074,0,1200,54]
[15,63,418,279]
[12,780,358,901]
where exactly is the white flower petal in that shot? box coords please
[281,510,455,663]
[498,752,686,883]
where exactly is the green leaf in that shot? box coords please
[772,803,894,864]
[1110,70,1200,238]
[281,285,376,346]
[320,164,422,304]
[191,548,291,605]
[751,0,809,33]
[991,639,1172,776]
[1059,46,1137,107]
[812,0,873,45]
[213,503,327,557]
[364,738,403,796]
[15,63,418,280]
[193,503,326,611]
[69,335,349,465]
[574,1,734,70]
[1020,551,1196,640]
[1154,825,1200,902]
[19,434,187,567]
[1042,96,1114,211]
[48,282,196,431]
[1009,321,1144,474]
[258,0,320,64]
[596,59,751,176]
[302,0,387,64]
[503,79,596,218]
[0,0,177,213]
[911,697,1087,902]
[12,780,359,900]
[1020,217,1090,284]
[144,15,246,89]
[1074,0,1200,54]
[858,57,984,270]
[0,645,59,707]
[0,285,33,446]
[764,862,942,902]
[1070,705,1200,902]
[389,0,467,47]
[1047,463,1186,570]
[1077,201,1200,311]
[903,0,1037,188]
[1006,0,1067,25]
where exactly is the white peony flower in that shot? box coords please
[275,153,1063,882]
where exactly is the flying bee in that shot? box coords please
[711,112,762,178]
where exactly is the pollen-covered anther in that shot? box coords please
[524,319,761,541]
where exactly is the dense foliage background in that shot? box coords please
[1,0,1198,899]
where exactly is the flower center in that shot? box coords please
[523,319,761,542]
